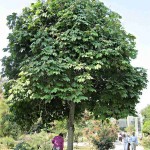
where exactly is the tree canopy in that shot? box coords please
[2,0,147,131]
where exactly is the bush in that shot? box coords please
[83,120,118,150]
[141,136,150,149]
[17,130,53,150]
[14,142,34,150]
[0,136,16,149]
[0,99,22,139]
[142,120,150,135]
[93,138,114,150]
[0,114,22,139]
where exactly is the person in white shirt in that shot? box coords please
[123,134,129,150]
[130,132,138,150]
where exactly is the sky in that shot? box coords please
[0,0,150,112]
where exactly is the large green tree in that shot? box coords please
[2,0,147,149]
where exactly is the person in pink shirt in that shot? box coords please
[52,133,64,150]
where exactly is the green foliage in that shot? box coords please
[14,142,34,150]
[17,130,53,150]
[0,113,22,139]
[0,77,3,95]
[52,120,67,135]
[0,76,6,101]
[83,120,118,149]
[0,78,21,142]
[141,105,150,122]
[142,120,150,135]
[0,92,21,139]
[74,125,83,143]
[2,0,147,130]
[125,125,135,134]
[141,136,150,149]
[0,98,8,117]
[0,136,16,149]
[141,105,150,137]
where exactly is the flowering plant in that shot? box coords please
[83,120,118,149]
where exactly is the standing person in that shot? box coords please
[118,133,122,142]
[130,132,138,150]
[123,134,131,150]
[127,134,131,150]
[52,133,64,150]
[123,134,128,150]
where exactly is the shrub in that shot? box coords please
[141,136,150,149]
[17,130,53,150]
[0,136,16,149]
[142,120,150,135]
[0,114,22,139]
[0,99,22,139]
[74,131,83,143]
[14,142,34,150]
[83,120,118,150]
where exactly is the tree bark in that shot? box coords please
[67,101,75,150]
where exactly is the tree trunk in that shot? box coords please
[67,101,75,150]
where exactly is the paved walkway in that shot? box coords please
[113,141,144,150]
[68,141,144,150]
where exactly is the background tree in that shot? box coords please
[141,105,150,136]
[2,0,147,149]
[141,105,150,122]
[141,105,150,149]
[142,121,150,135]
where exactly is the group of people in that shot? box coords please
[122,132,138,150]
